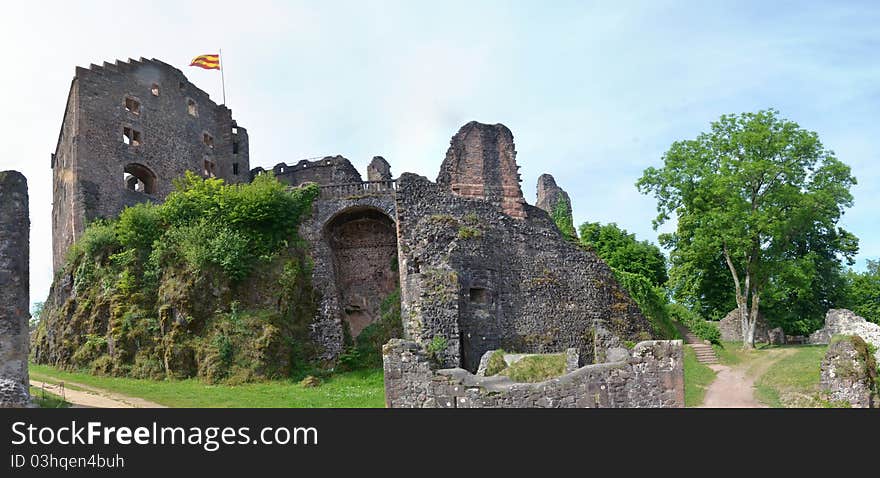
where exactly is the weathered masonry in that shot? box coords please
[45,57,682,406]
[383,339,684,408]
[0,171,31,407]
[51,58,250,271]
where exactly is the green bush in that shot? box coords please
[612,268,679,339]
[39,173,321,383]
[668,303,721,344]
[426,335,448,365]
[551,197,577,240]
[336,288,403,371]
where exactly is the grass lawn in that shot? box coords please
[683,345,716,407]
[29,385,70,408]
[754,345,829,408]
[29,364,385,408]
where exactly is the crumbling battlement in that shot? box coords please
[394,172,653,371]
[0,171,31,407]
[437,122,527,219]
[252,155,364,188]
[383,339,684,408]
[51,57,250,271]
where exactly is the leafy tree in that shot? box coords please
[637,109,857,348]
[30,301,45,330]
[844,260,880,324]
[579,222,668,287]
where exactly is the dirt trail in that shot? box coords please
[30,379,167,408]
[699,348,794,408]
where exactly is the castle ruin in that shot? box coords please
[51,58,250,271]
[0,171,31,407]
[42,57,682,407]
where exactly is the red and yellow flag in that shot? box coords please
[190,54,220,70]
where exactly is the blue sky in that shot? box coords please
[1,1,878,305]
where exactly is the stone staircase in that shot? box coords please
[682,330,719,365]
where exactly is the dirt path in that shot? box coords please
[699,348,795,408]
[30,379,167,408]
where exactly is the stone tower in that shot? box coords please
[536,173,573,218]
[436,121,527,219]
[51,58,250,271]
[0,171,31,407]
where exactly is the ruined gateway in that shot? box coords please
[38,58,682,407]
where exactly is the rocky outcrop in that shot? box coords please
[810,309,880,363]
[0,171,30,407]
[820,336,878,408]
[717,308,770,343]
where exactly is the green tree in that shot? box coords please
[844,260,880,324]
[551,197,577,240]
[579,222,668,287]
[637,109,857,348]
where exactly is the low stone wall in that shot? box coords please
[810,309,880,363]
[383,339,684,408]
[820,336,877,408]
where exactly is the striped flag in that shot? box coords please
[190,54,220,70]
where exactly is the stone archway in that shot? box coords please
[123,163,157,194]
[324,206,399,338]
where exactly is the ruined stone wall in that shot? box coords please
[0,171,31,407]
[810,309,880,363]
[383,339,684,408]
[258,156,363,187]
[326,208,398,337]
[367,156,393,182]
[395,173,653,371]
[299,194,398,360]
[536,174,572,217]
[52,58,249,271]
[717,308,769,343]
[436,122,526,219]
[820,336,878,408]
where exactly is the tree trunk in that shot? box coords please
[723,246,754,350]
[746,288,760,349]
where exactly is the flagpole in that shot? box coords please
[219,48,227,105]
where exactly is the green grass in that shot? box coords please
[498,354,565,383]
[29,386,70,408]
[29,363,385,408]
[683,345,716,407]
[711,341,776,366]
[754,345,829,408]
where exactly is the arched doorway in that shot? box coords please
[324,207,399,338]
[123,163,158,194]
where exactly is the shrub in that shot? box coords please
[457,225,482,239]
[336,289,402,371]
[668,303,721,344]
[43,173,321,383]
[612,268,679,340]
[426,335,448,365]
